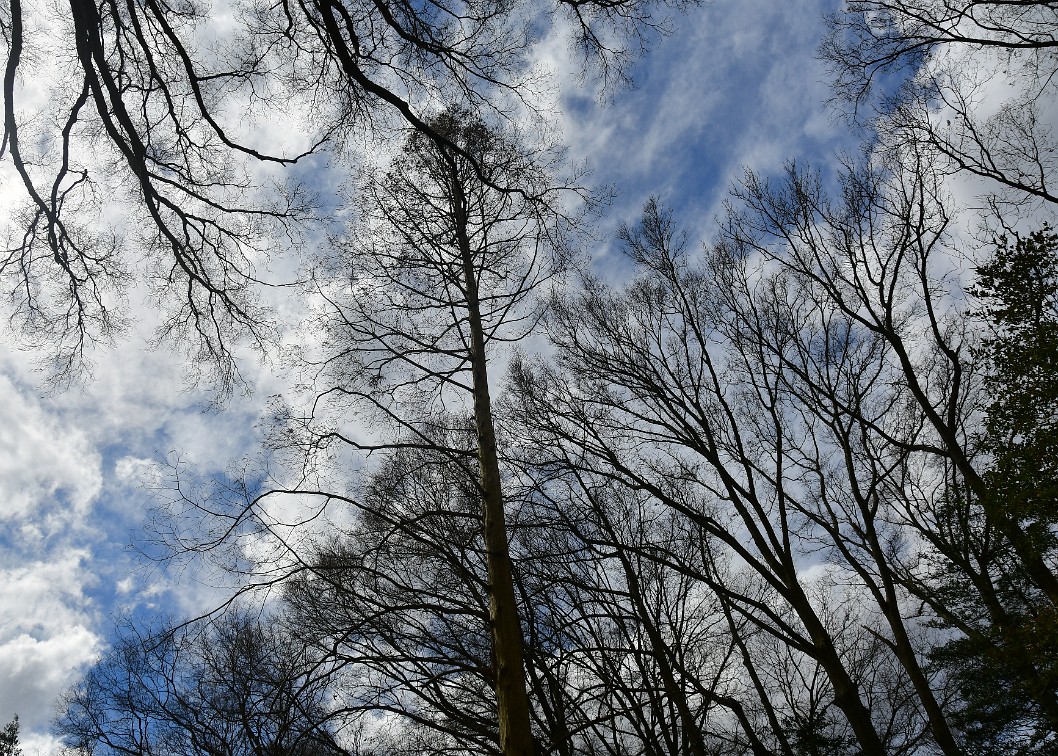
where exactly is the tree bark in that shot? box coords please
[453,163,535,756]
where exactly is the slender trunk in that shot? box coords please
[785,585,888,754]
[847,481,962,755]
[615,548,708,756]
[878,594,962,755]
[453,164,535,756]
[715,588,794,755]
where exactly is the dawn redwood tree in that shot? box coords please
[139,110,577,755]
[271,109,580,756]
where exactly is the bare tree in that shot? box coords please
[824,0,1058,217]
[515,468,777,756]
[825,1,1058,103]
[0,0,678,384]
[281,441,504,755]
[508,143,1034,751]
[256,109,583,756]
[55,611,343,756]
[824,1,1058,107]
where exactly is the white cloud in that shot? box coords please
[0,340,277,739]
[0,629,100,725]
[0,373,101,526]
[552,0,848,261]
[0,554,102,734]
[113,455,159,486]
[115,576,136,595]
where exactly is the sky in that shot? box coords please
[0,0,861,750]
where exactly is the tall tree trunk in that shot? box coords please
[453,166,535,756]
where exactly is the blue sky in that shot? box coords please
[0,0,859,750]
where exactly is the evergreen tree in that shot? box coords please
[935,227,1058,753]
[0,716,21,756]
